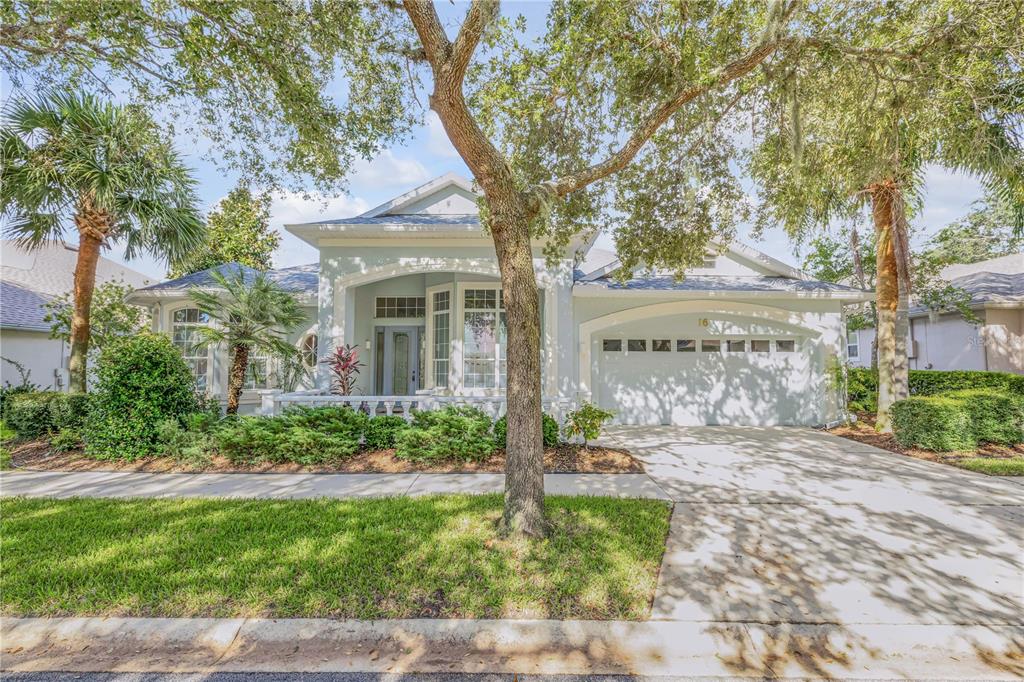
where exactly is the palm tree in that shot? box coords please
[1,91,204,392]
[190,268,306,414]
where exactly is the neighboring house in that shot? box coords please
[130,173,871,425]
[848,253,1024,374]
[0,240,152,390]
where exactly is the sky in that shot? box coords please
[1,2,987,280]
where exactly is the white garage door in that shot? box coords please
[595,316,823,426]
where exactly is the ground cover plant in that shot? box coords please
[0,495,671,620]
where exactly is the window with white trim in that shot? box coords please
[463,288,506,389]
[171,307,211,391]
[432,290,450,388]
[243,352,270,390]
[846,331,860,360]
[776,339,796,352]
[300,334,318,368]
[375,296,425,318]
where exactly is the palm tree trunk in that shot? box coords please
[69,198,111,393]
[492,208,546,538]
[226,344,249,415]
[871,182,909,431]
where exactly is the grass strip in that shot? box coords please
[1,494,670,620]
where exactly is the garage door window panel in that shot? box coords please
[603,339,622,352]
[776,339,796,352]
[627,339,646,352]
[701,339,721,353]
[751,339,770,353]
[676,339,696,352]
[726,339,746,352]
[652,339,671,352]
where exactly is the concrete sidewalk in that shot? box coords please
[3,616,1022,679]
[0,470,669,500]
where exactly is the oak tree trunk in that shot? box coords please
[871,183,908,432]
[491,206,546,537]
[226,343,250,415]
[69,196,111,393]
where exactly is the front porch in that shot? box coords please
[313,260,572,400]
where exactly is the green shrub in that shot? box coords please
[365,415,409,450]
[4,392,59,439]
[563,402,614,446]
[48,393,91,431]
[848,367,1024,411]
[395,406,495,462]
[892,396,975,451]
[84,333,199,460]
[49,428,82,452]
[211,406,365,465]
[945,389,1024,446]
[156,418,213,466]
[493,413,560,448]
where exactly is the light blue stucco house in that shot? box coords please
[130,173,871,425]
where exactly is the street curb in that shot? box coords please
[2,617,1022,679]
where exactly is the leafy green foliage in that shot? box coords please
[891,389,1024,451]
[84,333,199,460]
[847,367,1024,410]
[944,389,1024,446]
[3,393,59,439]
[169,184,280,278]
[563,402,614,447]
[48,393,91,432]
[921,191,1024,266]
[212,406,368,465]
[892,396,976,452]
[364,415,409,451]
[49,428,82,452]
[952,457,1024,477]
[43,281,145,352]
[155,417,214,467]
[493,413,560,448]
[394,406,495,462]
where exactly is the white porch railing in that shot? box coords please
[258,389,575,423]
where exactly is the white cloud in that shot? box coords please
[268,190,370,268]
[425,111,460,159]
[351,149,431,188]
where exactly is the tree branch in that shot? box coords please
[545,3,800,198]
[449,0,499,84]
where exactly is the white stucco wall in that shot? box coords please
[0,329,67,391]
[982,307,1024,374]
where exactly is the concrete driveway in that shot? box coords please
[602,425,1024,678]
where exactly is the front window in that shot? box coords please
[432,290,450,388]
[172,307,211,390]
[243,353,270,390]
[847,331,859,359]
[463,288,506,389]
[300,334,318,368]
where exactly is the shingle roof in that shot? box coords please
[946,271,1023,306]
[135,262,318,295]
[580,275,864,294]
[1,240,152,297]
[309,214,480,226]
[0,281,52,331]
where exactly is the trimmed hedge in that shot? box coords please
[891,389,1024,452]
[211,406,368,465]
[364,415,408,450]
[394,406,495,462]
[848,368,1024,412]
[3,393,59,439]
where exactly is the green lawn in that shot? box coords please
[951,457,1024,476]
[0,420,13,470]
[0,494,670,620]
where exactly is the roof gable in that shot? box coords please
[361,172,479,218]
[578,241,806,282]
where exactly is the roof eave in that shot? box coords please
[572,284,871,301]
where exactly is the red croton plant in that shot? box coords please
[321,344,363,396]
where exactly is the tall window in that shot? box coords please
[300,334,318,368]
[432,290,450,388]
[463,288,506,389]
[243,352,270,390]
[846,331,860,360]
[171,307,211,391]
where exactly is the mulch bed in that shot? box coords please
[829,414,1024,464]
[5,439,644,474]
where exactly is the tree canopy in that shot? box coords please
[169,184,280,278]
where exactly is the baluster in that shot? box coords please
[384,400,394,416]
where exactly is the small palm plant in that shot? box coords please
[1,91,204,392]
[190,268,306,414]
